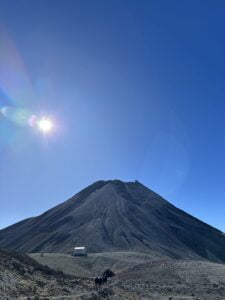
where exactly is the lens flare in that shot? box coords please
[28,115,37,127]
[37,118,53,132]
[0,105,55,135]
[0,106,31,126]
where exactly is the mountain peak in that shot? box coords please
[93,179,142,186]
[0,180,225,263]
[97,179,148,191]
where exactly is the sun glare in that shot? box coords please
[38,118,53,133]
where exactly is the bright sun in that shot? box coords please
[38,118,53,132]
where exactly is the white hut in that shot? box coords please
[73,246,87,256]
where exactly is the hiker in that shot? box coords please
[95,276,102,289]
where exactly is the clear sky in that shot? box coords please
[0,0,224,232]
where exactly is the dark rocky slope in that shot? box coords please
[0,248,92,298]
[0,180,225,263]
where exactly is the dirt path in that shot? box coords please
[19,291,95,300]
[49,292,95,299]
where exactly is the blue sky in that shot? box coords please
[0,0,225,231]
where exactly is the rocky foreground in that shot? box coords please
[30,252,225,300]
[116,259,225,299]
[1,248,225,299]
[0,248,96,299]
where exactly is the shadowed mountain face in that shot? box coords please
[0,180,225,263]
